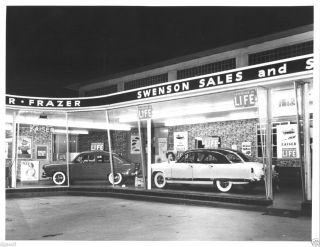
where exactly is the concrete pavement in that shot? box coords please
[6,195,311,241]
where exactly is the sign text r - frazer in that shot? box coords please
[7,98,81,107]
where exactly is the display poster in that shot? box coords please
[272,89,297,117]
[234,89,257,107]
[174,132,188,152]
[18,136,32,159]
[36,145,48,159]
[131,135,141,154]
[241,142,252,156]
[203,136,221,148]
[20,160,40,181]
[158,138,168,162]
[277,124,300,158]
[91,142,104,151]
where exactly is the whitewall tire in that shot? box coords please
[216,180,232,192]
[108,173,123,185]
[52,172,66,185]
[154,172,167,189]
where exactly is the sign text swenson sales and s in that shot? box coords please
[6,56,313,108]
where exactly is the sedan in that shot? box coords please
[42,151,138,185]
[151,148,265,192]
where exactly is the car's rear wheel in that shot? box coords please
[154,172,167,189]
[108,173,123,185]
[52,172,67,185]
[216,180,232,192]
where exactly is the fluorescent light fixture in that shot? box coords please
[164,110,258,126]
[165,117,207,126]
[53,129,89,135]
[119,102,254,123]
[5,113,131,131]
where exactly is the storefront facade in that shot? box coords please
[5,52,314,206]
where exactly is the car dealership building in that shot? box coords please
[5,25,314,208]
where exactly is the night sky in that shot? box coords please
[6,6,313,97]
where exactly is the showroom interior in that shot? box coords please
[5,25,313,208]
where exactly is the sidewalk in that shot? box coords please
[6,180,307,216]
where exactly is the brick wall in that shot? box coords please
[168,119,259,158]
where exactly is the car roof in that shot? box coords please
[183,148,240,155]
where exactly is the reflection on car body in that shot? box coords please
[42,151,137,186]
[151,148,266,192]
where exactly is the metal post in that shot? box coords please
[303,83,312,200]
[147,118,152,190]
[138,117,147,189]
[295,81,306,201]
[66,113,70,187]
[11,112,17,188]
[106,110,115,187]
[265,88,273,200]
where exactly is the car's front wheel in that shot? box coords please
[52,171,67,185]
[216,180,232,192]
[153,172,167,189]
[108,173,123,185]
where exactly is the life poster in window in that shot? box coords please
[131,135,141,154]
[158,138,168,162]
[36,145,48,159]
[18,136,32,159]
[20,160,40,181]
[277,124,300,158]
[174,132,188,152]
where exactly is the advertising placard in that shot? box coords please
[272,89,297,117]
[131,135,141,154]
[277,124,300,158]
[174,132,188,152]
[91,142,104,151]
[241,142,252,156]
[158,138,168,162]
[18,136,32,159]
[36,145,48,159]
[20,160,40,181]
[234,89,257,107]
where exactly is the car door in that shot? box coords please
[171,152,195,180]
[88,153,110,180]
[78,153,96,180]
[70,153,87,180]
[192,152,215,181]
[211,152,238,179]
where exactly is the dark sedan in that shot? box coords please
[42,151,138,185]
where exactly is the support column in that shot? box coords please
[147,118,152,190]
[11,112,17,188]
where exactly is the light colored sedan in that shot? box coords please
[151,149,265,192]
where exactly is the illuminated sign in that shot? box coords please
[138,105,152,119]
[234,89,257,107]
[6,55,313,108]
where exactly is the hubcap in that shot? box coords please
[157,175,164,185]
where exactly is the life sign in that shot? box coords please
[234,89,257,107]
[138,105,152,119]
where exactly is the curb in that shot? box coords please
[5,186,308,217]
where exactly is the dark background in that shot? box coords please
[6,6,313,97]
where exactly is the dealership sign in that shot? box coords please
[6,55,313,108]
